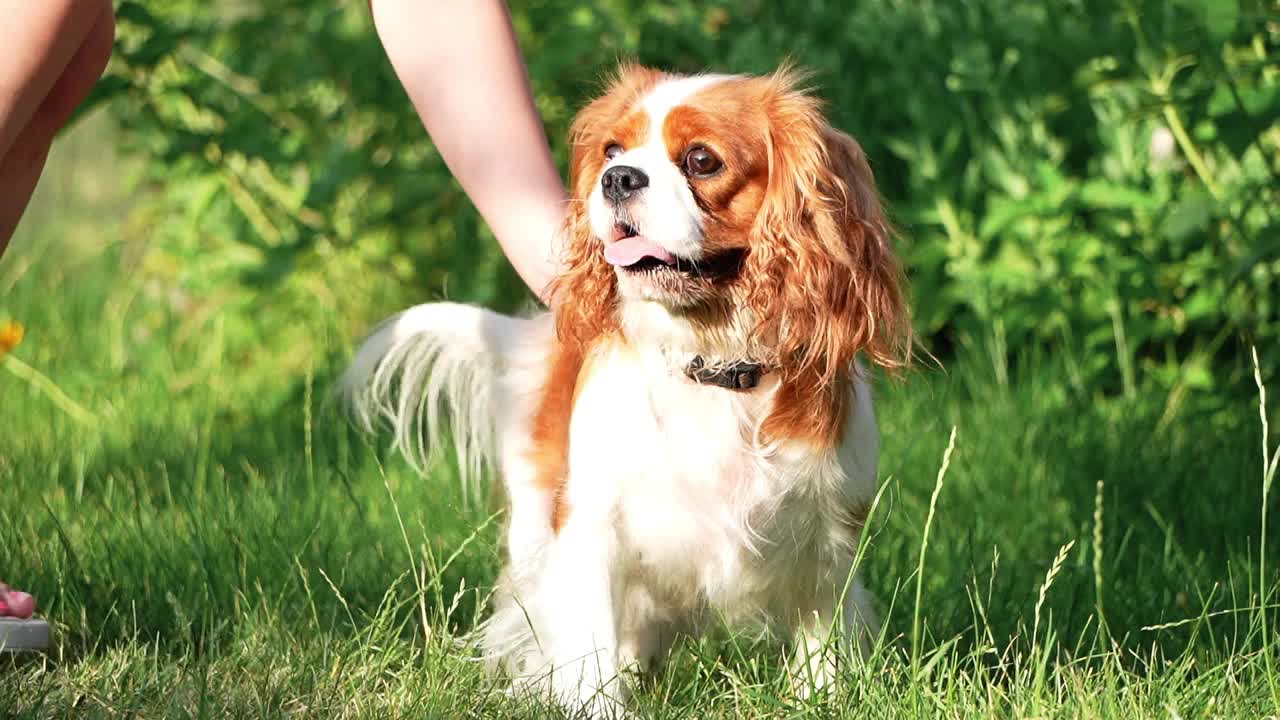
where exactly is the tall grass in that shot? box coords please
[2,120,1278,718]
[1254,347,1280,707]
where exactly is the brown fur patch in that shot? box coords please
[661,93,771,260]
[529,341,585,533]
[609,109,650,155]
[761,371,848,447]
[743,68,911,387]
[528,337,620,532]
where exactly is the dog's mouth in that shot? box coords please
[605,223,745,279]
[605,222,673,269]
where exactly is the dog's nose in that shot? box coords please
[601,165,649,202]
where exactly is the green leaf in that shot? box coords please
[68,75,133,126]
[1161,189,1214,242]
[1181,290,1220,322]
[1176,0,1239,41]
[1079,180,1160,212]
[979,197,1036,239]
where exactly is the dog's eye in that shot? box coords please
[604,143,624,160]
[682,146,722,178]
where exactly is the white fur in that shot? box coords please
[343,303,882,715]
[340,303,549,501]
[344,73,884,717]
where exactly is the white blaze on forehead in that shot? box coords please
[639,74,736,141]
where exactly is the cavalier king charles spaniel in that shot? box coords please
[344,64,910,714]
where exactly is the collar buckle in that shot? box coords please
[685,355,766,391]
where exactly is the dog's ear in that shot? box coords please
[746,68,910,385]
[814,123,911,373]
[549,64,666,348]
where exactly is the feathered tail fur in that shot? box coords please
[340,302,533,494]
[343,301,559,678]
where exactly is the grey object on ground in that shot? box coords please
[0,617,50,651]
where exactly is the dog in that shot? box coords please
[343,64,910,713]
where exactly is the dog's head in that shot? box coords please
[551,64,910,383]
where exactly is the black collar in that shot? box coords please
[685,355,768,391]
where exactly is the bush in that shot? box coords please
[91,0,1278,395]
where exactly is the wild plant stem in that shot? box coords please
[1252,347,1280,700]
[1093,479,1108,643]
[1162,103,1223,201]
[912,426,958,674]
[2,355,97,425]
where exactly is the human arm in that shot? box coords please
[369,0,566,301]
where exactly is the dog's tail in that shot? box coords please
[340,302,533,491]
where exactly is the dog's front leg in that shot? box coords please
[538,516,625,716]
[789,566,880,698]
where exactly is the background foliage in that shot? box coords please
[91,0,1280,400]
[3,2,1280,715]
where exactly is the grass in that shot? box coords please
[2,122,1279,719]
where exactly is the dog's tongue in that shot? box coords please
[604,237,676,267]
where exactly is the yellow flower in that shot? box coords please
[0,320,24,358]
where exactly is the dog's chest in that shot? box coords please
[565,348,822,604]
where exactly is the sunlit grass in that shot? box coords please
[1,123,1277,717]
